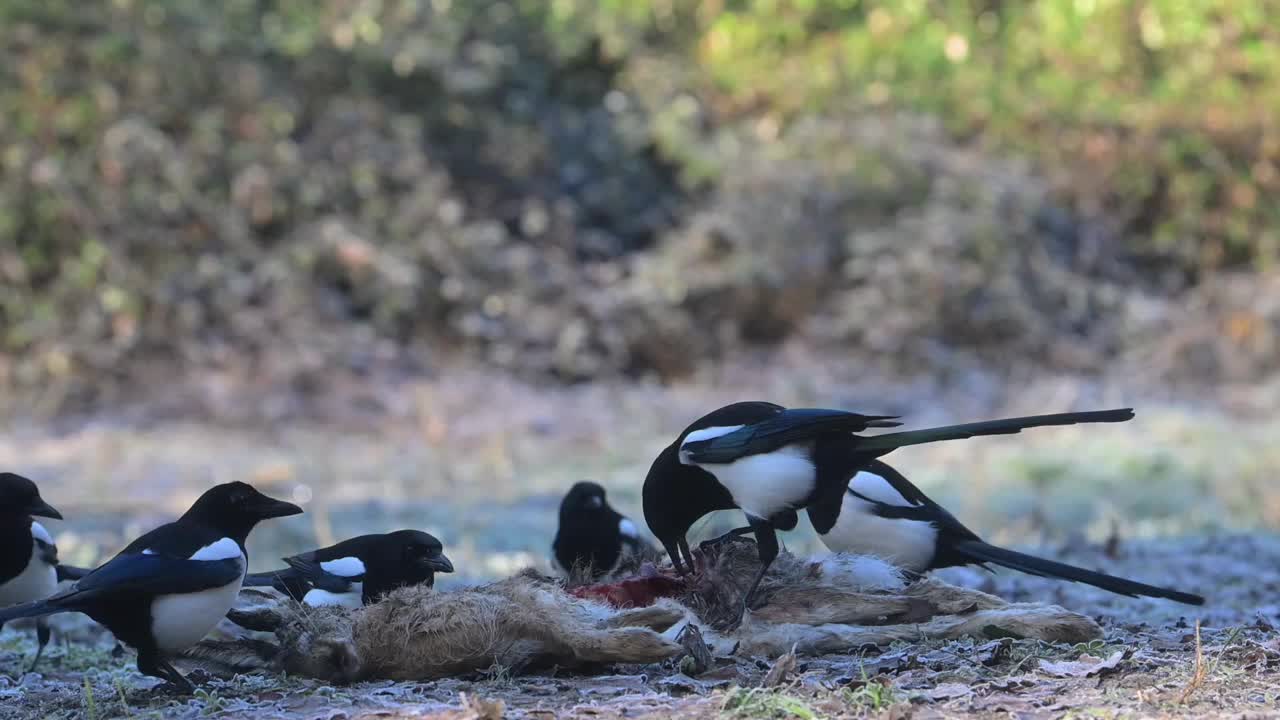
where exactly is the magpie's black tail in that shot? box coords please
[244,569,307,601]
[56,564,91,583]
[853,409,1135,453]
[0,598,62,624]
[953,539,1204,605]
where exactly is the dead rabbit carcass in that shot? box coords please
[187,538,1101,681]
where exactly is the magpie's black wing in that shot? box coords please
[0,553,242,622]
[842,460,980,540]
[855,460,934,508]
[73,553,243,598]
[282,555,356,593]
[682,408,902,464]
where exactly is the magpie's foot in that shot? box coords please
[698,527,753,553]
[163,675,197,694]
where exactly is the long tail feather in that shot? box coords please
[953,539,1203,605]
[244,569,309,601]
[243,571,285,588]
[0,599,60,624]
[56,564,91,583]
[854,409,1135,452]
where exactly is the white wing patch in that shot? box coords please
[142,549,158,555]
[304,586,364,609]
[190,537,244,561]
[618,518,639,539]
[29,521,54,545]
[320,556,366,578]
[849,471,918,507]
[681,424,746,446]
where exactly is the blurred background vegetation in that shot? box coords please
[3,0,1280,416]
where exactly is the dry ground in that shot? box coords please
[2,366,1278,718]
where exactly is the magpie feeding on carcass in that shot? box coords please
[642,401,1137,618]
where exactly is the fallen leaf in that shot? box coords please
[763,647,798,688]
[1038,649,1130,678]
[676,623,714,677]
[656,673,731,694]
[913,682,973,702]
[459,693,505,720]
[974,638,1013,666]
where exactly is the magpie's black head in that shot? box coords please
[183,481,303,537]
[384,529,454,576]
[0,472,62,520]
[642,443,736,573]
[642,402,782,567]
[559,481,621,524]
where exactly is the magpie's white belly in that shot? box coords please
[303,585,364,609]
[149,543,246,654]
[819,494,937,572]
[0,547,57,606]
[697,445,815,519]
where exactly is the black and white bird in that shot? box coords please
[551,481,652,581]
[820,459,1203,604]
[0,472,63,671]
[244,530,454,608]
[642,401,1137,615]
[0,481,301,690]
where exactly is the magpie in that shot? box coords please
[642,401,1136,616]
[552,481,653,580]
[0,472,63,672]
[243,529,454,608]
[0,481,301,690]
[820,459,1204,604]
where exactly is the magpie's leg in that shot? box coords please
[677,537,695,573]
[137,651,195,693]
[740,515,779,618]
[157,658,195,693]
[26,618,51,673]
[698,526,754,550]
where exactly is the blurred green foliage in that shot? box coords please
[0,0,1277,408]
[627,0,1280,273]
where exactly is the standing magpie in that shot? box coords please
[552,481,653,581]
[642,401,1136,616]
[0,481,301,690]
[0,472,63,671]
[820,459,1203,604]
[243,529,454,608]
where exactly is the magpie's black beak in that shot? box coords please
[252,496,304,519]
[421,552,454,574]
[28,497,63,520]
